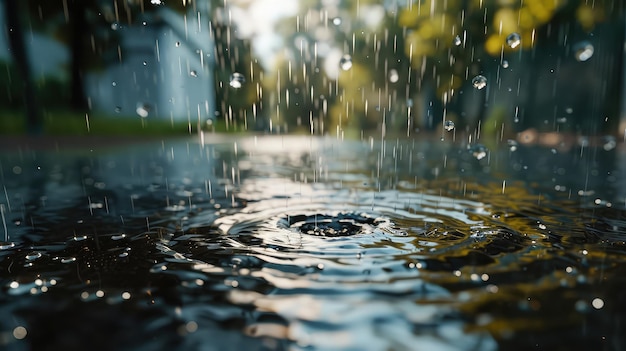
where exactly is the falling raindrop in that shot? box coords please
[507,139,518,152]
[506,33,521,49]
[443,120,455,131]
[332,17,342,26]
[574,41,594,62]
[602,136,616,151]
[190,70,198,77]
[472,75,487,90]
[229,72,245,89]
[175,41,180,47]
[339,55,353,71]
[111,23,120,31]
[453,35,462,46]
[502,60,509,68]
[151,0,163,5]
[136,103,151,118]
[114,106,122,113]
[469,144,488,160]
[388,69,399,83]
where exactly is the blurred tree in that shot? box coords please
[210,5,265,131]
[2,0,43,134]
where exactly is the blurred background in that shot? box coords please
[0,0,624,140]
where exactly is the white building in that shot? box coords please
[1,5,215,122]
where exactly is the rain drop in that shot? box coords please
[229,72,245,89]
[332,17,342,26]
[453,35,462,46]
[574,41,594,62]
[175,41,180,47]
[190,70,198,77]
[469,144,488,160]
[506,33,521,49]
[472,75,487,90]
[502,60,509,68]
[136,103,150,118]
[339,55,353,71]
[443,120,455,131]
[388,69,399,83]
[592,298,604,309]
[507,139,518,152]
[602,136,616,151]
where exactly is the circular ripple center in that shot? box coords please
[278,213,388,237]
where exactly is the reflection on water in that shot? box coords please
[0,135,625,351]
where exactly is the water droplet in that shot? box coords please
[469,144,488,160]
[339,55,353,71]
[502,60,509,68]
[175,41,180,47]
[453,35,462,46]
[506,33,521,49]
[507,139,518,152]
[229,72,245,89]
[142,61,147,66]
[189,70,198,77]
[25,251,42,261]
[443,120,455,131]
[602,136,616,151]
[574,41,594,62]
[114,106,122,113]
[592,298,604,309]
[111,23,120,31]
[388,69,399,83]
[12,326,27,340]
[332,17,342,26]
[472,75,487,90]
[0,241,15,250]
[61,257,76,264]
[136,103,150,118]
[151,0,163,5]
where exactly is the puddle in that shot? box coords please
[0,135,624,350]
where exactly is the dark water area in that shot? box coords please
[0,135,625,351]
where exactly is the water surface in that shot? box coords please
[0,135,625,351]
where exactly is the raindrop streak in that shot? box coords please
[229,73,245,89]
[444,120,455,132]
[506,33,521,49]
[190,70,198,77]
[339,55,353,71]
[472,75,487,90]
[574,41,594,62]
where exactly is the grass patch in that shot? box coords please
[0,109,238,136]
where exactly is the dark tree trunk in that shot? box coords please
[69,0,88,111]
[3,0,43,134]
